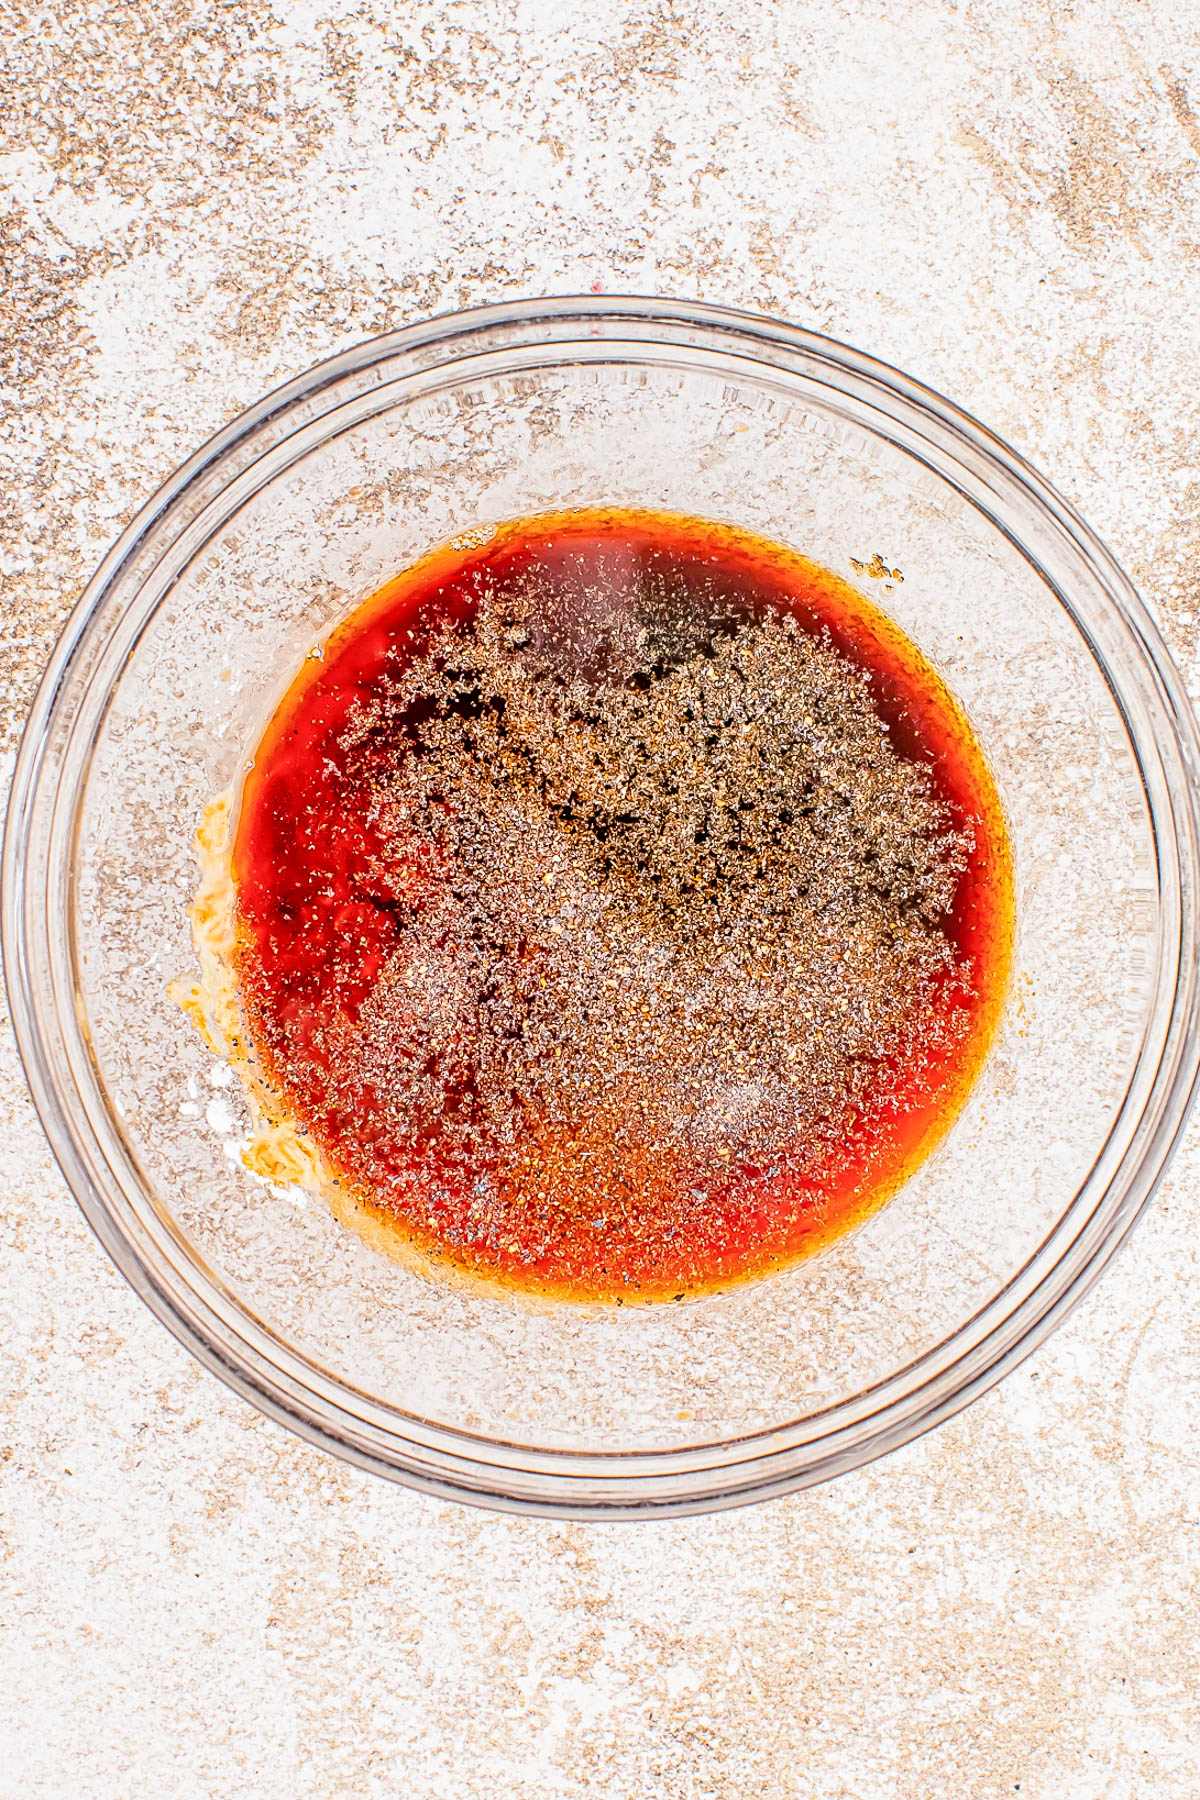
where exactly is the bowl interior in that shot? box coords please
[66,329,1159,1460]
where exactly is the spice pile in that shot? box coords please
[250,549,975,1278]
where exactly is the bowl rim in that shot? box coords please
[7,292,1200,1518]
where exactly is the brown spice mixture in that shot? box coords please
[289,560,974,1231]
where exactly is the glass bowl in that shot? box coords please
[7,296,1200,1519]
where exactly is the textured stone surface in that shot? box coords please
[4,3,1200,1795]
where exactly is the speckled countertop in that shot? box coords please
[4,4,1200,1795]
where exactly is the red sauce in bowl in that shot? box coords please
[232,508,1012,1301]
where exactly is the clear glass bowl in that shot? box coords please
[7,296,1200,1518]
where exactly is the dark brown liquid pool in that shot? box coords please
[232,507,1013,1302]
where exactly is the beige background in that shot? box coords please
[4,2,1200,1794]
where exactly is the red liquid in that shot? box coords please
[233,508,1012,1302]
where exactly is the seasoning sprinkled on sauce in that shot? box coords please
[229,508,1012,1302]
